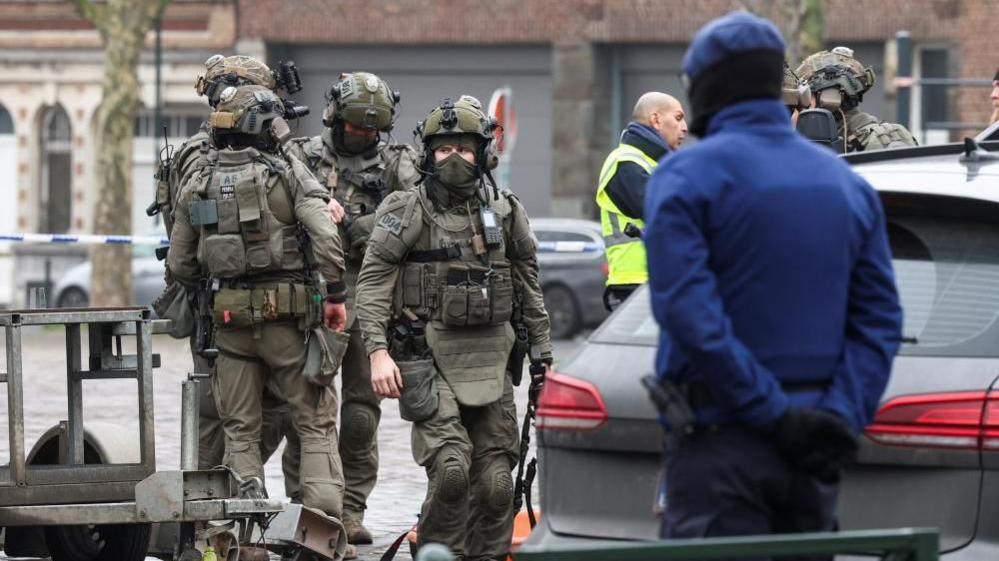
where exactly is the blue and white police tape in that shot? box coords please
[0,233,169,246]
[537,241,602,253]
[0,233,601,254]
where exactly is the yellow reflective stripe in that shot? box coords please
[595,142,657,287]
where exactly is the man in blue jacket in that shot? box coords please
[644,11,902,547]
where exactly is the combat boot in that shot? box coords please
[343,515,374,545]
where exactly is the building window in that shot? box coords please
[0,104,13,135]
[40,105,71,234]
[134,110,205,139]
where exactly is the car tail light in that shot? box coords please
[865,391,999,450]
[600,262,609,277]
[536,372,608,430]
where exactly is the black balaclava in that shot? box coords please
[687,49,785,137]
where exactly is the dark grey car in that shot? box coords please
[533,218,609,339]
[524,141,999,559]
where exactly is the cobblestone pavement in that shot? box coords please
[0,326,584,560]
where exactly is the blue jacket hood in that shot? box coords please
[682,11,785,81]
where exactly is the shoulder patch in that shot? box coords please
[377,212,403,236]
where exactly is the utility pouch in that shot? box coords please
[203,234,247,278]
[441,284,468,327]
[401,263,425,308]
[190,199,219,227]
[489,262,514,325]
[303,326,350,386]
[213,288,254,328]
[216,198,240,234]
[398,358,439,422]
[152,281,195,339]
[466,283,492,326]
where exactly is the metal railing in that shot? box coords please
[516,527,939,561]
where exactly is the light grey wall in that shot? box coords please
[269,45,554,215]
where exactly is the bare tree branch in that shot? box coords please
[67,0,106,31]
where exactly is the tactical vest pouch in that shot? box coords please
[213,288,254,328]
[203,234,247,278]
[303,326,350,386]
[398,358,439,422]
[236,175,268,242]
[441,284,469,327]
[428,322,514,407]
[466,283,492,326]
[216,198,240,234]
[489,262,514,324]
[401,263,425,308]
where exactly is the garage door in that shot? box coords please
[270,45,553,215]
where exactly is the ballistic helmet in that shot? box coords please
[783,63,810,110]
[209,85,286,137]
[322,72,398,131]
[416,95,499,172]
[796,47,876,109]
[196,54,277,107]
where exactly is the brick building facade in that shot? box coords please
[236,0,997,216]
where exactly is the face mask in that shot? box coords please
[434,153,479,197]
[332,121,377,155]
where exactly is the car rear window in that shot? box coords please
[590,195,999,357]
[589,285,658,346]
[889,214,999,357]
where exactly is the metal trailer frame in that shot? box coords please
[0,307,345,561]
[0,308,158,506]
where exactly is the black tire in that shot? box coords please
[543,284,580,340]
[57,286,89,309]
[45,523,151,561]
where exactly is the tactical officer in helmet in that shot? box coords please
[152,55,306,493]
[796,46,917,152]
[168,83,351,526]
[356,96,553,559]
[782,63,810,127]
[285,71,419,544]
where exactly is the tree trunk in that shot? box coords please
[69,0,169,307]
[800,0,825,60]
[739,0,825,67]
[90,29,142,307]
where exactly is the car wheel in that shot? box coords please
[543,284,580,340]
[57,287,89,309]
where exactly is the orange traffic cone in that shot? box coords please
[508,509,541,559]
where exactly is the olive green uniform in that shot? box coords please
[168,145,347,517]
[841,108,917,152]
[357,182,552,559]
[285,129,419,521]
[155,129,299,490]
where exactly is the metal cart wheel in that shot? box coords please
[44,523,151,561]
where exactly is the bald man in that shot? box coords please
[596,92,687,310]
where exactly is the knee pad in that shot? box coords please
[434,453,469,504]
[340,403,378,454]
[477,462,514,516]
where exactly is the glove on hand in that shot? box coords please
[773,407,859,483]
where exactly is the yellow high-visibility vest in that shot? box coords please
[595,143,658,286]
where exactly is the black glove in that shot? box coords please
[773,407,859,484]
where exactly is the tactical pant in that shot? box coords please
[339,318,381,524]
[660,425,838,561]
[412,375,519,560]
[193,337,301,499]
[212,321,344,518]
